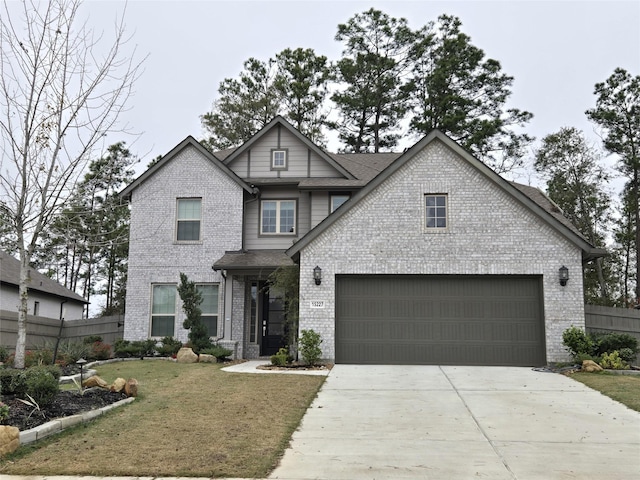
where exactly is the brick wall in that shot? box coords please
[124,145,244,342]
[298,139,584,363]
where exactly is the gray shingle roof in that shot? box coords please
[0,251,88,304]
[212,250,294,270]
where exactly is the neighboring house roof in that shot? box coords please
[120,136,255,199]
[287,130,607,263]
[0,251,88,304]
[222,116,356,180]
[212,250,295,271]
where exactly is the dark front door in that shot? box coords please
[260,285,287,356]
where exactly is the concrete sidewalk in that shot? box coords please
[269,365,640,479]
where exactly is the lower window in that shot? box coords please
[197,284,219,337]
[151,284,176,336]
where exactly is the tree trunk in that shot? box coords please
[15,253,30,369]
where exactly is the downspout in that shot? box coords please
[52,299,68,364]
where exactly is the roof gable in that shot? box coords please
[222,116,356,180]
[120,136,254,199]
[287,130,606,262]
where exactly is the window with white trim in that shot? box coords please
[151,284,176,336]
[261,200,296,234]
[330,194,350,213]
[271,149,288,170]
[197,284,219,337]
[425,194,447,229]
[176,198,201,241]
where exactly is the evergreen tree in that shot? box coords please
[586,68,640,302]
[534,127,612,303]
[177,272,211,353]
[274,48,332,146]
[331,8,413,152]
[406,14,533,173]
[201,58,280,150]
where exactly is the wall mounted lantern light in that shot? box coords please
[313,266,322,285]
[559,266,569,286]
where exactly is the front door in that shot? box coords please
[260,285,287,356]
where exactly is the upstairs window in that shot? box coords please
[177,198,201,241]
[151,284,176,337]
[261,200,296,234]
[330,194,350,213]
[271,149,288,170]
[425,194,447,230]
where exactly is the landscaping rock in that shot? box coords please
[124,378,139,397]
[0,425,20,456]
[176,347,198,363]
[199,354,216,363]
[111,377,127,393]
[82,375,109,389]
[582,360,604,372]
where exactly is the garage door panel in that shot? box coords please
[335,275,545,366]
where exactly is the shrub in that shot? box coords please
[88,341,112,360]
[0,346,9,363]
[299,329,322,366]
[24,348,54,367]
[599,351,629,370]
[83,335,103,344]
[270,347,290,366]
[56,340,90,365]
[156,336,183,357]
[43,364,62,380]
[0,368,27,396]
[575,352,600,364]
[562,326,594,360]
[24,366,59,407]
[618,347,637,363]
[200,344,233,361]
[114,339,156,358]
[0,402,9,424]
[592,333,639,358]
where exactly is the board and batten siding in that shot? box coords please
[244,187,311,250]
[227,127,343,179]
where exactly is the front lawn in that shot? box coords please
[0,360,325,478]
[569,371,640,412]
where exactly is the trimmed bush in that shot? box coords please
[88,341,112,360]
[200,344,233,361]
[156,336,183,357]
[0,368,27,396]
[270,348,290,366]
[299,329,322,366]
[24,366,59,407]
[114,339,156,358]
[562,326,594,360]
[592,332,639,358]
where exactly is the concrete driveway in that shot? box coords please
[269,365,640,479]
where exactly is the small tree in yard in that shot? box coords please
[177,273,212,353]
[299,329,322,366]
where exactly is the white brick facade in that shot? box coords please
[124,144,244,342]
[297,140,585,364]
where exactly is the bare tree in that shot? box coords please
[0,0,143,368]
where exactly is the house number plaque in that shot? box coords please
[310,301,325,309]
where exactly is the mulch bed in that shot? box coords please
[2,388,127,431]
[257,363,333,371]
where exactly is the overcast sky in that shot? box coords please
[2,0,637,182]
[72,0,640,186]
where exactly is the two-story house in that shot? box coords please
[122,116,605,366]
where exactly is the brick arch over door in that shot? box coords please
[335,275,546,366]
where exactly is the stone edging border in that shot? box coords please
[19,396,135,445]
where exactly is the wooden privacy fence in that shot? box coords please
[0,311,124,352]
[584,304,640,340]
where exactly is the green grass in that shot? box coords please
[570,371,640,412]
[0,360,325,477]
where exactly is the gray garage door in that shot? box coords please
[335,275,545,366]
